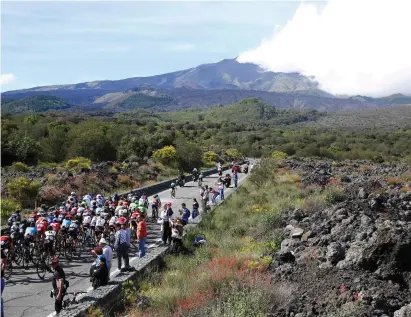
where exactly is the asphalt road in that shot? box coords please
[3,167,250,317]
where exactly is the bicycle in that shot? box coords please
[151,203,159,219]
[171,187,176,199]
[36,248,54,279]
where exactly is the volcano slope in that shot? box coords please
[270,158,411,317]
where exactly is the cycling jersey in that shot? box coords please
[83,215,92,225]
[109,216,118,226]
[69,222,79,230]
[96,217,105,227]
[91,216,97,227]
[45,230,56,241]
[139,198,145,206]
[51,223,60,232]
[62,219,72,228]
[24,227,37,238]
[36,217,45,225]
[37,222,46,233]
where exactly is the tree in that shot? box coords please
[152,145,177,165]
[117,136,148,162]
[175,137,202,171]
[225,148,242,161]
[203,151,218,165]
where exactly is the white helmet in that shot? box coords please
[71,192,76,196]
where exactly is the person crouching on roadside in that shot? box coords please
[99,238,112,276]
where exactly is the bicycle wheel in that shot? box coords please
[36,254,46,279]
[5,251,13,280]
[73,239,82,257]
[13,244,23,266]
[64,237,73,261]
[22,247,31,270]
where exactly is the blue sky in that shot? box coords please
[1,1,309,91]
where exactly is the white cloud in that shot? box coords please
[0,74,17,86]
[238,0,411,97]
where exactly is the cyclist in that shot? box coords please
[36,219,48,239]
[7,209,21,227]
[68,220,79,247]
[51,257,68,314]
[24,222,37,243]
[171,181,177,198]
[44,226,56,255]
[151,195,161,219]
[50,218,61,233]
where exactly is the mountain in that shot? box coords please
[2,58,411,113]
[1,58,325,103]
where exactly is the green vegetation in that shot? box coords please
[128,159,329,317]
[11,161,29,172]
[105,92,175,110]
[5,177,40,207]
[0,199,21,222]
[1,98,411,167]
[65,157,91,171]
[1,95,71,113]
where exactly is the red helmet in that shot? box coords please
[117,217,127,225]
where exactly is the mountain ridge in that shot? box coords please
[2,58,411,113]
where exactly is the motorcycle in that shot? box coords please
[177,178,185,187]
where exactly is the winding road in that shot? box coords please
[3,166,251,317]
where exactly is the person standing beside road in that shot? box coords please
[51,258,68,314]
[192,198,199,219]
[160,203,173,245]
[114,220,131,272]
[217,180,225,200]
[233,170,239,188]
[179,203,191,226]
[137,214,147,258]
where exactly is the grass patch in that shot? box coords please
[127,160,327,317]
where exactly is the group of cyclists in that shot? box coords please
[1,160,250,315]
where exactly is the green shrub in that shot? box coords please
[325,187,346,204]
[0,199,21,221]
[11,161,29,172]
[6,177,40,207]
[271,151,287,159]
[66,157,91,171]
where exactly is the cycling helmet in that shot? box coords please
[53,218,59,223]
[117,217,127,225]
[65,215,73,220]
[71,192,76,196]
[51,257,59,266]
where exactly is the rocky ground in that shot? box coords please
[271,158,411,317]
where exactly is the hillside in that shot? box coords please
[1,95,72,113]
[159,98,324,125]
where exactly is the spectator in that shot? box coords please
[137,214,147,258]
[160,203,173,245]
[179,203,191,226]
[99,238,112,275]
[92,257,108,289]
[114,223,131,272]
